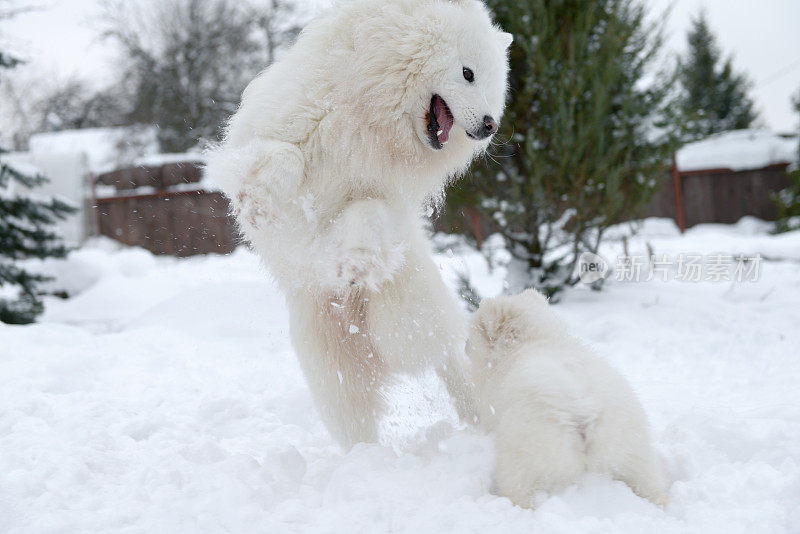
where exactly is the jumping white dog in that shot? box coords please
[466,290,669,507]
[206,0,511,448]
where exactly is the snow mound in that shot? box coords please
[676,129,798,173]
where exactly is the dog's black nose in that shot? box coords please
[468,116,500,140]
[483,116,498,136]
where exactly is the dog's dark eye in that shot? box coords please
[463,66,474,83]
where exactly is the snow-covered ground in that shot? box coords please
[2,219,799,533]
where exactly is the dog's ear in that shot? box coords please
[498,31,513,50]
[519,288,549,306]
[475,298,525,349]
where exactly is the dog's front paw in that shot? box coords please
[335,242,406,290]
[235,184,279,231]
[325,199,405,291]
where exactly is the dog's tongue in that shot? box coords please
[433,95,453,144]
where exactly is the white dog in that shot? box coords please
[205,0,511,449]
[466,290,668,507]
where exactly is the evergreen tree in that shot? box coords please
[0,48,76,324]
[772,91,800,234]
[678,12,757,139]
[453,0,677,297]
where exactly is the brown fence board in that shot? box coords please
[94,160,239,256]
[645,163,790,229]
[161,162,203,187]
[95,191,238,256]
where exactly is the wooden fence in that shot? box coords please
[437,161,791,243]
[93,157,791,256]
[93,161,238,257]
[645,162,791,231]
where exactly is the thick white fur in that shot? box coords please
[205,0,511,449]
[466,290,669,508]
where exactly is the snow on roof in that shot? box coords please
[133,152,205,167]
[28,127,159,174]
[676,129,798,173]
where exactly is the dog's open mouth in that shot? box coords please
[426,94,454,150]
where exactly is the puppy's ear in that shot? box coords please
[520,288,549,306]
[475,298,524,349]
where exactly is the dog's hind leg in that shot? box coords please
[615,449,670,506]
[367,244,478,427]
[436,354,479,425]
[493,411,585,508]
[288,289,389,450]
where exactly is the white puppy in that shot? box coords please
[466,290,668,508]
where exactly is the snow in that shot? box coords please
[133,152,205,168]
[676,129,798,173]
[28,127,159,174]
[596,216,800,263]
[0,158,43,181]
[2,220,800,533]
[26,129,205,176]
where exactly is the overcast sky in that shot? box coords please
[650,0,800,133]
[2,0,799,133]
